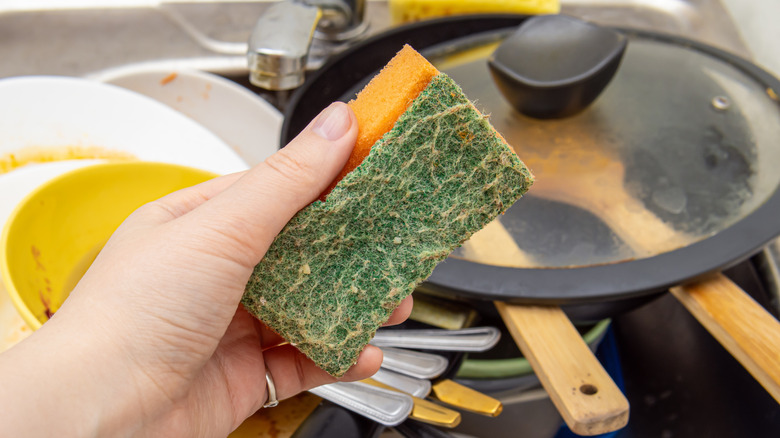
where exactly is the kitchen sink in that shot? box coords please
[0,0,756,117]
[2,1,779,437]
[0,0,754,115]
[0,1,749,83]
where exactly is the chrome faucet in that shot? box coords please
[247,0,367,90]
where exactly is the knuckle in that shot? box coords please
[293,349,309,387]
[129,199,182,224]
[262,150,318,187]
[293,348,334,392]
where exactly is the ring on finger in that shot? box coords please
[263,370,279,408]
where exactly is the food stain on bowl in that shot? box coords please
[28,244,54,319]
[1,161,218,331]
[160,72,178,85]
[29,240,105,322]
[0,146,136,174]
[0,75,248,349]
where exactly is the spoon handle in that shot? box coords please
[379,347,449,380]
[372,326,500,352]
[670,272,780,404]
[495,302,629,436]
[309,381,413,427]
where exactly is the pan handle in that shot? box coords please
[495,302,630,436]
[670,272,780,404]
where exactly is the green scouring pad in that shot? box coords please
[242,73,533,377]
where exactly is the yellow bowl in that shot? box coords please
[1,161,217,330]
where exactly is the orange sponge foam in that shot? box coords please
[320,45,440,200]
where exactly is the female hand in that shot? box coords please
[0,102,412,437]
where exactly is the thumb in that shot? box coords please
[184,102,357,267]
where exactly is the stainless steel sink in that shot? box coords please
[0,0,749,82]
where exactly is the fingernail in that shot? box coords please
[312,103,351,141]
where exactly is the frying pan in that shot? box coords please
[281,14,780,433]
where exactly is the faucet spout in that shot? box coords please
[248,0,367,91]
[247,1,322,90]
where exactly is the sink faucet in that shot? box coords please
[248,0,367,90]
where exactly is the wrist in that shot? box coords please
[0,308,146,437]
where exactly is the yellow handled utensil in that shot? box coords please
[430,379,503,417]
[363,378,461,428]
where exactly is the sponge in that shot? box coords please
[322,46,439,200]
[242,46,533,377]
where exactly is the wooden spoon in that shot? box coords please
[500,144,780,404]
[495,301,630,435]
[462,221,630,435]
[461,139,690,268]
[539,154,780,404]
[463,136,780,429]
[670,273,780,403]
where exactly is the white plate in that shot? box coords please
[92,67,283,166]
[0,75,251,242]
[0,75,250,174]
[0,75,251,345]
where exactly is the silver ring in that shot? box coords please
[263,370,279,408]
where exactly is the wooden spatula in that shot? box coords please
[463,220,629,435]
[670,273,780,403]
[519,146,780,405]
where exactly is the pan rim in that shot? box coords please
[425,26,780,303]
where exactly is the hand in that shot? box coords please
[0,103,412,437]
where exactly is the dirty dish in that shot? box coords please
[0,75,248,174]
[0,75,247,232]
[91,67,283,166]
[1,161,217,330]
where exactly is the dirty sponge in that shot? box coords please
[242,46,533,377]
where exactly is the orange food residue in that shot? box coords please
[160,72,178,85]
[0,146,136,174]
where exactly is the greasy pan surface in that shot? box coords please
[282,15,780,306]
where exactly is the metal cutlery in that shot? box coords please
[371,367,432,398]
[372,326,501,352]
[379,346,449,380]
[308,381,413,427]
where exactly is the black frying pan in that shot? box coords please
[283,14,780,309]
[281,14,780,430]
